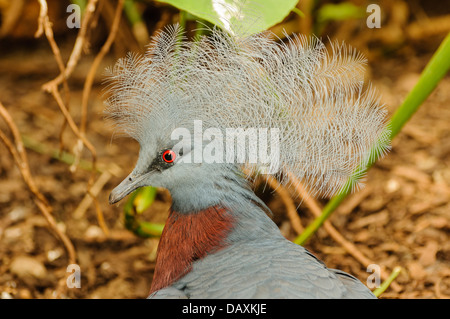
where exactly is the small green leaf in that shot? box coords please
[317,2,365,23]
[123,188,140,214]
[136,221,165,237]
[124,211,165,238]
[123,187,164,238]
[134,186,158,214]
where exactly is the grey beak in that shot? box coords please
[109,173,141,205]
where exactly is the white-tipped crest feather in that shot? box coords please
[104,24,390,198]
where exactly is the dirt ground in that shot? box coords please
[0,0,449,299]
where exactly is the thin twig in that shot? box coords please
[286,172,401,291]
[335,185,372,215]
[290,175,370,262]
[35,0,66,76]
[47,84,97,175]
[34,0,47,38]
[74,171,112,220]
[90,189,110,236]
[73,0,124,173]
[41,0,99,91]
[100,0,140,53]
[0,102,76,266]
[35,0,97,174]
[262,175,304,235]
[35,0,72,157]
[69,0,124,223]
[80,0,125,134]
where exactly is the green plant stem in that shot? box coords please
[194,19,209,39]
[294,32,450,245]
[291,7,305,18]
[21,135,101,173]
[388,33,450,137]
[373,267,402,297]
[179,10,187,30]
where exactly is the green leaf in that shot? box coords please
[157,0,299,35]
[123,187,164,238]
[317,2,365,23]
[124,212,165,238]
[134,186,158,214]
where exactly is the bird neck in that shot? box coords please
[150,169,282,293]
[149,206,235,294]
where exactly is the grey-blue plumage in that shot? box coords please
[105,24,388,299]
[151,242,376,299]
[146,169,376,299]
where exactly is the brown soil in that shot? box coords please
[0,0,448,299]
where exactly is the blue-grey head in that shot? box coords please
[105,25,391,213]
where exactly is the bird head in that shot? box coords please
[108,131,235,212]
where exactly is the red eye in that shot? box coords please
[162,150,176,163]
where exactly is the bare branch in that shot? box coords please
[41,0,100,90]
[80,0,125,134]
[0,102,76,267]
[262,175,304,235]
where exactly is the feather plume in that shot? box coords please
[104,24,390,197]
